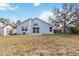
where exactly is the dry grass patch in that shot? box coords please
[0,34,79,55]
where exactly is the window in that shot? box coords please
[33,27,39,33]
[25,26,28,31]
[22,29,24,31]
[21,26,28,31]
[21,27,24,31]
[34,23,38,26]
[33,28,36,33]
[25,29,27,31]
[23,32,25,35]
[37,28,39,33]
[49,27,52,32]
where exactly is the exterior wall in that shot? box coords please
[12,29,16,34]
[4,25,13,36]
[5,25,13,35]
[0,24,13,36]
[16,18,54,35]
[0,27,4,35]
[32,18,53,34]
[16,19,32,34]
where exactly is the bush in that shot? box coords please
[12,33,17,35]
[71,27,78,34]
[54,30,61,33]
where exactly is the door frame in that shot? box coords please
[33,27,39,33]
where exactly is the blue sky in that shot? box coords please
[0,3,62,22]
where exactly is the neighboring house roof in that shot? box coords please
[2,24,13,28]
[0,20,9,25]
[0,21,14,28]
[17,17,52,26]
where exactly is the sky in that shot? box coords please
[0,3,62,22]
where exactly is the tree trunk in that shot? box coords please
[63,19,66,34]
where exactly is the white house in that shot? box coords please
[16,17,54,35]
[0,22,13,36]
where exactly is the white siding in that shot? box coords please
[5,25,13,29]
[16,19,32,34]
[32,18,53,34]
[0,28,4,35]
[4,25,13,36]
[0,25,13,36]
[16,18,54,35]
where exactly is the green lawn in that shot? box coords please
[0,34,79,56]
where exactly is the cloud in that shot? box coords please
[39,11,55,22]
[0,3,18,11]
[34,3,40,6]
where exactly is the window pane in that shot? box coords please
[33,28,36,33]
[22,29,24,31]
[49,27,52,32]
[50,27,52,29]
[37,28,39,33]
[25,29,27,31]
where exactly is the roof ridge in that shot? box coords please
[17,18,32,26]
[17,17,52,26]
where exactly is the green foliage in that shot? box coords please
[74,21,79,34]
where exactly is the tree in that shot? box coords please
[11,21,16,28]
[16,20,21,24]
[50,3,79,33]
[75,21,79,33]
[12,21,16,25]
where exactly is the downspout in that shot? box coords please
[30,19,32,34]
[4,27,6,36]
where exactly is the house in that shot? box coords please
[16,17,54,35]
[0,21,13,36]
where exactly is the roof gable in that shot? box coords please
[33,17,52,26]
[17,18,32,26]
[1,24,13,28]
[17,17,52,26]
